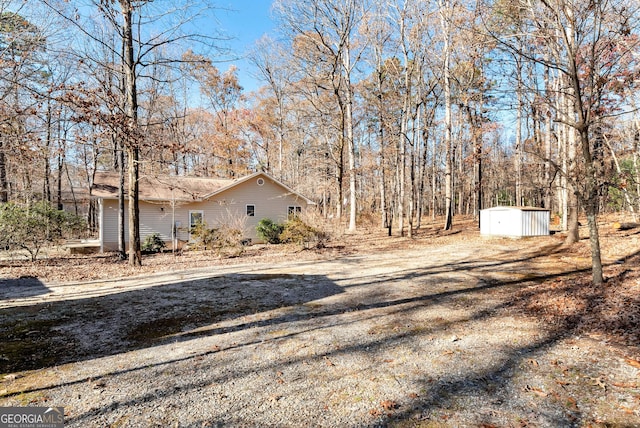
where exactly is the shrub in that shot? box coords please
[189,221,217,250]
[189,221,244,257]
[0,201,86,261]
[280,217,327,249]
[142,233,166,253]
[211,224,244,257]
[256,218,284,244]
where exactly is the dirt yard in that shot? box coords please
[0,217,639,427]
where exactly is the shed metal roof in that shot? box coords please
[482,206,549,212]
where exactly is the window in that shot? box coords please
[288,206,301,218]
[189,211,203,228]
[189,210,204,241]
[257,178,265,186]
[246,205,255,217]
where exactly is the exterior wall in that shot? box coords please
[521,210,549,236]
[208,175,310,241]
[480,208,521,236]
[99,174,312,250]
[100,199,118,251]
[480,207,549,237]
[101,199,176,251]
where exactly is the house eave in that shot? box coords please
[93,195,204,203]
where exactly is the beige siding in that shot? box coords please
[101,199,119,251]
[205,175,311,242]
[101,200,177,251]
[99,174,312,250]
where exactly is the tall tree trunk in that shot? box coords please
[544,93,552,210]
[345,96,357,233]
[465,105,483,222]
[515,56,523,207]
[0,138,8,203]
[563,4,602,284]
[416,107,429,229]
[127,146,141,265]
[439,0,453,231]
[56,113,65,211]
[118,144,126,259]
[579,127,604,285]
[56,152,63,211]
[457,109,464,215]
[560,128,569,231]
[633,120,640,216]
[556,75,567,230]
[431,136,437,220]
[336,152,344,221]
[44,101,52,203]
[408,115,417,239]
[120,0,141,266]
[474,138,482,219]
[415,102,428,230]
[378,92,388,230]
[342,44,357,233]
[564,85,580,244]
[397,98,408,236]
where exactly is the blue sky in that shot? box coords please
[216,1,276,93]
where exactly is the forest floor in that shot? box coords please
[0,215,639,427]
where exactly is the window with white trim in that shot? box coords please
[189,210,204,228]
[288,206,301,218]
[189,210,204,241]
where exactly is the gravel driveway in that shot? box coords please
[0,236,638,427]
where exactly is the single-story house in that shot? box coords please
[480,206,550,237]
[92,171,315,251]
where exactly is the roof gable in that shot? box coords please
[201,171,316,205]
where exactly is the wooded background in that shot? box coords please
[1,0,639,280]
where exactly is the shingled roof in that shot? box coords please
[92,172,233,202]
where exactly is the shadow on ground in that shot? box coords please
[1,239,638,427]
[0,277,50,300]
[0,273,344,374]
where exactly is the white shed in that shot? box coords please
[480,206,550,237]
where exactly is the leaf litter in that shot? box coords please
[0,216,638,427]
